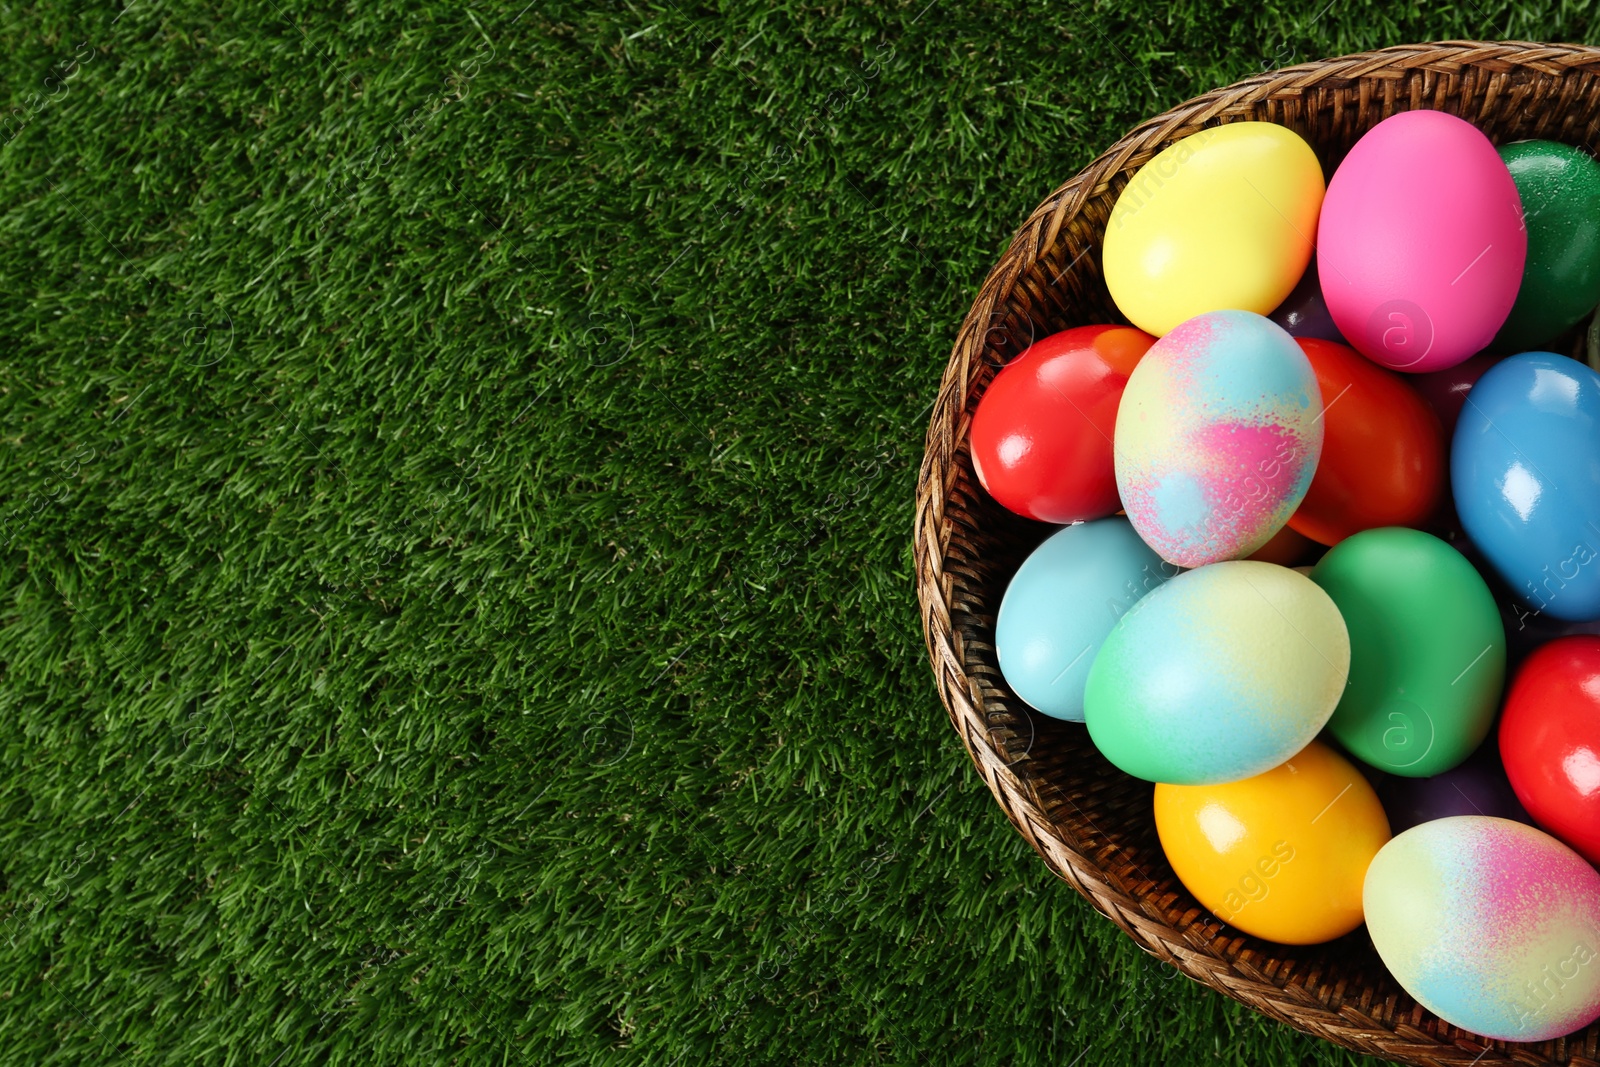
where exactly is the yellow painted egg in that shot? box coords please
[1154,740,1391,944]
[1104,122,1325,336]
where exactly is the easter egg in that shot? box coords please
[1499,636,1600,865]
[1318,110,1526,372]
[1084,561,1349,785]
[1155,740,1390,944]
[1268,261,1346,343]
[971,325,1155,523]
[1246,523,1316,567]
[1499,596,1600,667]
[1375,742,1533,835]
[1493,141,1600,352]
[1104,122,1325,336]
[1409,350,1500,441]
[1309,527,1505,777]
[1364,816,1600,1041]
[1286,338,1445,545]
[995,518,1177,722]
[1453,352,1600,622]
[1114,310,1323,567]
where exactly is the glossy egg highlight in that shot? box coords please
[1269,261,1347,343]
[1084,561,1349,785]
[1364,816,1600,1041]
[1115,310,1323,567]
[1452,352,1600,622]
[1499,635,1600,865]
[971,325,1155,523]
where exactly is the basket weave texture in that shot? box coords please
[913,40,1600,1067]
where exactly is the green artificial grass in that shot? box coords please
[0,2,1592,1063]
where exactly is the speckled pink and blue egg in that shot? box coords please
[1364,816,1600,1041]
[1114,309,1323,567]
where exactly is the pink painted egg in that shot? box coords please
[1318,110,1526,373]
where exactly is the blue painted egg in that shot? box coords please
[995,518,1176,721]
[1452,353,1600,622]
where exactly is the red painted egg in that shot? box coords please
[1499,635,1600,866]
[970,325,1154,523]
[1286,338,1446,546]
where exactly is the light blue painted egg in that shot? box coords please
[1453,352,1600,622]
[995,517,1175,721]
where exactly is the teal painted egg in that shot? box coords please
[1084,560,1349,784]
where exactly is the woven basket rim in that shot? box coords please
[913,39,1600,1067]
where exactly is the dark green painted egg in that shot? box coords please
[1493,140,1600,351]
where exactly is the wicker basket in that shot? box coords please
[914,41,1600,1067]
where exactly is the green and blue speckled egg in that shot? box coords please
[1083,560,1349,785]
